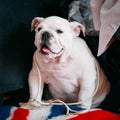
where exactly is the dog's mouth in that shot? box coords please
[40,44,64,55]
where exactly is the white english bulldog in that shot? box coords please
[21,16,110,109]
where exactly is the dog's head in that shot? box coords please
[31,16,85,59]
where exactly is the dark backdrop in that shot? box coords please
[0,0,69,94]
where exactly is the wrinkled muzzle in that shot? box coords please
[39,31,64,55]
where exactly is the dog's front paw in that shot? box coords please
[80,101,92,110]
[19,100,41,109]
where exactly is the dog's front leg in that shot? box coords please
[20,66,44,109]
[28,66,44,105]
[78,74,96,109]
[78,85,95,109]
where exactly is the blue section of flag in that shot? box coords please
[0,106,14,120]
[47,105,85,120]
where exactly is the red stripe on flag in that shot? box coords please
[11,108,29,120]
[68,110,120,120]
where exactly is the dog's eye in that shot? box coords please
[56,29,63,34]
[37,27,42,32]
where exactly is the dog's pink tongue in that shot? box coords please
[42,47,50,53]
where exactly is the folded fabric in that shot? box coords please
[68,0,98,36]
[91,0,120,56]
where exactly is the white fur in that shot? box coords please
[22,16,110,109]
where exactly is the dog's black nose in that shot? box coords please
[41,31,51,41]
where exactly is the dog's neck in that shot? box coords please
[42,55,61,63]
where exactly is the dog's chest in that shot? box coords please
[40,60,81,102]
[40,59,81,82]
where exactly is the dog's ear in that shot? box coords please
[31,17,44,31]
[70,22,85,36]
